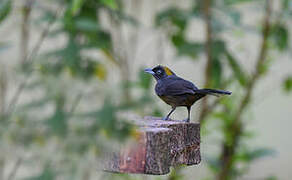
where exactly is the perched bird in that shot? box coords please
[144,65,231,122]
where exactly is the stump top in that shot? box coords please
[134,116,200,127]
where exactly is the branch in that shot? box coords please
[5,7,62,117]
[68,93,83,119]
[6,158,22,180]
[217,1,273,179]
[0,157,4,180]
[0,64,7,115]
[107,7,132,103]
[199,0,213,124]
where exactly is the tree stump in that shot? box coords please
[103,116,201,175]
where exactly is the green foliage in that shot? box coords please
[155,7,204,59]
[283,76,292,92]
[0,0,11,24]
[25,165,56,180]
[71,0,85,15]
[176,42,203,59]
[138,68,152,89]
[211,57,222,88]
[224,50,248,86]
[100,0,118,10]
[47,94,68,136]
[270,23,289,51]
[155,7,189,30]
[168,166,184,180]
[265,176,278,180]
[95,99,133,140]
[235,147,275,163]
[223,0,257,6]
[41,1,113,79]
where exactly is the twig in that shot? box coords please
[6,80,27,116]
[217,1,273,179]
[68,93,83,118]
[5,7,62,117]
[108,6,132,103]
[0,157,4,180]
[20,0,34,64]
[7,158,22,180]
[0,64,7,115]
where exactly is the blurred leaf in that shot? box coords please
[228,10,241,25]
[171,34,184,47]
[282,0,289,11]
[0,0,12,24]
[138,68,152,89]
[258,56,271,76]
[96,98,132,140]
[100,0,118,10]
[206,156,220,173]
[19,97,51,111]
[112,10,139,26]
[34,9,56,26]
[236,148,276,163]
[224,0,256,5]
[270,24,289,51]
[211,40,226,57]
[71,0,84,15]
[265,176,278,180]
[283,76,292,92]
[211,16,226,32]
[47,95,67,136]
[47,108,67,136]
[177,41,203,59]
[211,57,222,88]
[225,50,248,86]
[75,17,100,32]
[25,165,55,180]
[168,166,184,180]
[212,112,230,123]
[170,33,203,58]
[155,7,188,31]
[38,62,64,76]
[94,63,107,80]
[152,108,163,117]
[84,30,112,49]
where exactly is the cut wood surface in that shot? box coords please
[104,116,201,175]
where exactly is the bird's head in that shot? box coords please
[144,65,176,80]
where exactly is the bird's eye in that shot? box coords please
[157,70,162,74]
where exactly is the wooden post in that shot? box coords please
[103,116,201,175]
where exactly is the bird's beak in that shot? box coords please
[144,68,155,75]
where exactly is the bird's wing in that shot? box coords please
[155,76,198,96]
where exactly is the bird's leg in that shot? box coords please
[163,107,176,121]
[183,106,191,122]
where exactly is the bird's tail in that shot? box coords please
[195,88,232,97]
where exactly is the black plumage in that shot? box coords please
[145,65,231,122]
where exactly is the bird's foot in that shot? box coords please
[162,116,169,121]
[183,118,190,123]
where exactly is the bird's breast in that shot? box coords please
[155,82,165,96]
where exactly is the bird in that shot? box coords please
[144,65,232,122]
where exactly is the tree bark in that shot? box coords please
[217,1,273,179]
[103,117,201,175]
